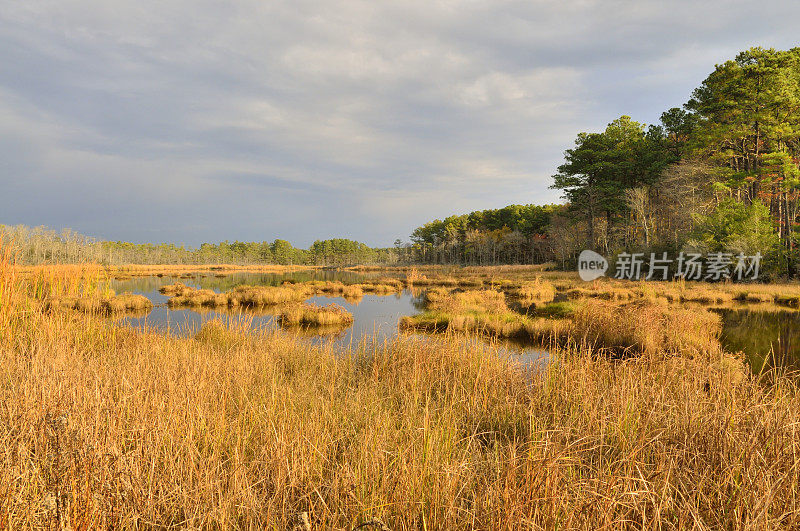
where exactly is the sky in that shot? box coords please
[1,1,799,247]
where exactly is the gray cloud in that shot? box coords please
[1,0,799,246]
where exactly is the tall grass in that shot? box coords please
[164,280,410,310]
[2,301,798,527]
[158,282,194,296]
[167,287,230,307]
[571,298,723,356]
[561,277,800,309]
[2,245,800,527]
[24,264,112,300]
[405,287,725,355]
[0,241,113,341]
[501,277,557,307]
[400,311,571,343]
[0,237,21,344]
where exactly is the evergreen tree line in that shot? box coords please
[404,204,559,265]
[407,47,800,278]
[0,225,397,266]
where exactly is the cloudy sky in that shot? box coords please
[1,1,799,246]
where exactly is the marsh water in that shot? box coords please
[717,308,800,373]
[106,272,800,373]
[108,272,549,365]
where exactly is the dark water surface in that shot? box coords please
[717,308,800,373]
[108,272,549,365]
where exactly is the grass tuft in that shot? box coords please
[279,302,354,326]
[47,292,153,315]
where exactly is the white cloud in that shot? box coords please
[1,0,799,245]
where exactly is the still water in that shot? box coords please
[718,308,800,373]
[108,272,549,365]
[107,273,800,373]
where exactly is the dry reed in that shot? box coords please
[3,249,800,528]
[279,302,354,326]
[571,298,722,356]
[423,288,508,314]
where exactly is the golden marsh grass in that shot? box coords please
[279,302,354,326]
[47,292,153,315]
[3,301,798,527]
[3,254,800,527]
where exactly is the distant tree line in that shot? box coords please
[403,204,560,265]
[0,225,397,266]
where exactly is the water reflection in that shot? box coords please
[108,273,547,363]
[718,308,800,373]
[302,293,421,348]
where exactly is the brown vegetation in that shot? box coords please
[406,284,723,355]
[502,277,557,307]
[400,311,570,343]
[228,285,307,307]
[47,292,153,315]
[423,288,508,313]
[1,253,799,528]
[158,282,194,296]
[279,302,354,326]
[402,287,568,341]
[571,298,722,356]
[360,277,405,293]
[167,288,229,308]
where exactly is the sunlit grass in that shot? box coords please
[2,251,800,527]
[279,302,354,326]
[46,292,153,314]
[571,298,722,356]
